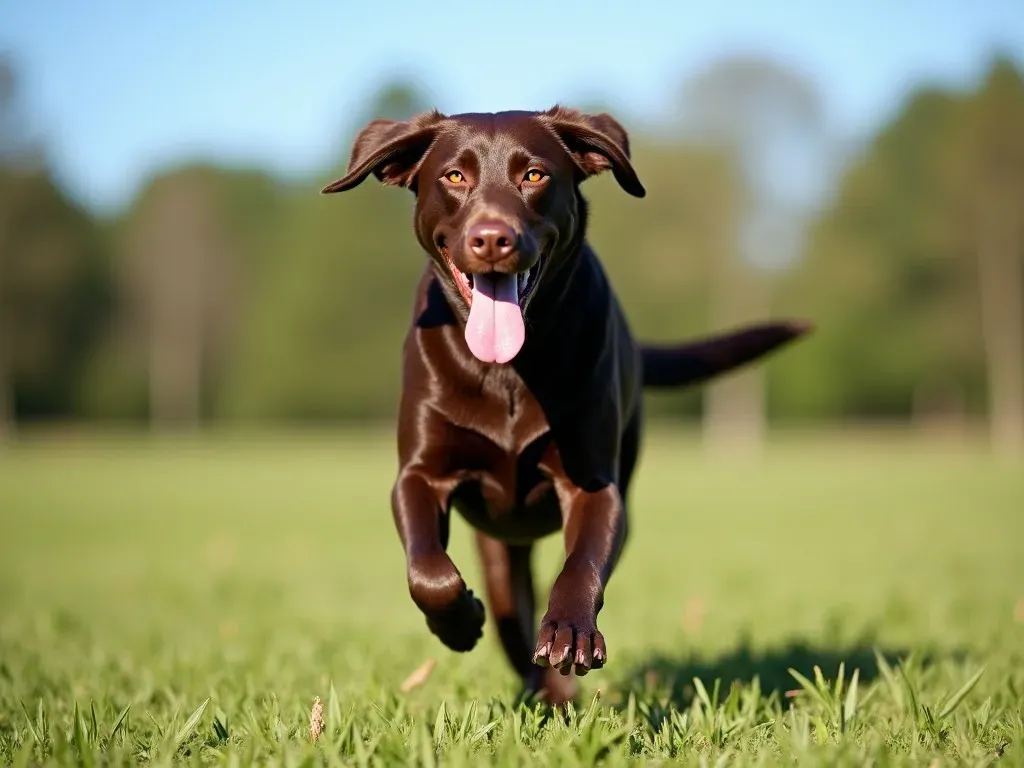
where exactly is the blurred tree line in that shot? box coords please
[1,52,1022,454]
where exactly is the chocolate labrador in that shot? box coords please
[322,106,809,704]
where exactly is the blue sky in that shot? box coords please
[3,0,1023,215]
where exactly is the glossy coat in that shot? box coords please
[322,107,810,704]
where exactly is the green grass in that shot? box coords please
[0,428,1022,765]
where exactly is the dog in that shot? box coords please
[322,106,809,704]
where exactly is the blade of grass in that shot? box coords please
[938,667,985,721]
[787,669,833,713]
[874,650,903,709]
[147,709,166,737]
[470,722,497,744]
[18,701,41,744]
[625,692,637,735]
[72,701,88,752]
[843,668,860,728]
[432,701,447,746]
[456,700,477,743]
[328,681,342,733]
[693,678,713,710]
[109,703,131,741]
[812,665,827,694]
[897,661,921,722]
[171,697,210,753]
[578,691,603,732]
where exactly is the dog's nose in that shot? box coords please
[466,221,517,261]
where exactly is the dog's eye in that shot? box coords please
[444,171,464,184]
[523,169,547,184]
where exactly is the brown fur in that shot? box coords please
[323,107,810,704]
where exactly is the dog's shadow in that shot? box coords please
[602,637,966,710]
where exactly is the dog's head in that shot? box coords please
[322,107,645,364]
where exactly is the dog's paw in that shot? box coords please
[425,587,485,652]
[524,666,578,708]
[532,613,606,676]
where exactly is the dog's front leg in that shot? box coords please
[532,483,626,675]
[392,469,484,652]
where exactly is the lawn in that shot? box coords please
[0,428,1021,765]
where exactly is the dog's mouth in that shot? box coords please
[440,243,539,309]
[439,241,541,364]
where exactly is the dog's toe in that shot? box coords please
[533,615,604,676]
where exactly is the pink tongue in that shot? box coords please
[464,274,525,363]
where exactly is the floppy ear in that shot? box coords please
[321,110,444,194]
[539,106,646,198]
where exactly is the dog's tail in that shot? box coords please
[641,320,812,389]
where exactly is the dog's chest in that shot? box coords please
[442,367,564,540]
[447,364,549,451]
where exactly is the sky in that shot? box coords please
[3,0,1023,215]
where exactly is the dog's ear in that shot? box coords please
[321,110,444,194]
[539,106,646,198]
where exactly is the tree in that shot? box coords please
[781,87,975,422]
[0,56,107,436]
[123,166,243,427]
[787,58,1024,450]
[220,81,434,422]
[677,56,831,452]
[957,57,1024,455]
[0,55,37,438]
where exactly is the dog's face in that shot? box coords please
[322,106,645,363]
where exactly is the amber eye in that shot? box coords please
[524,169,546,184]
[444,170,464,184]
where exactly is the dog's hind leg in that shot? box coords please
[475,533,577,705]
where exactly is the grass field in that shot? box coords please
[0,428,1022,766]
